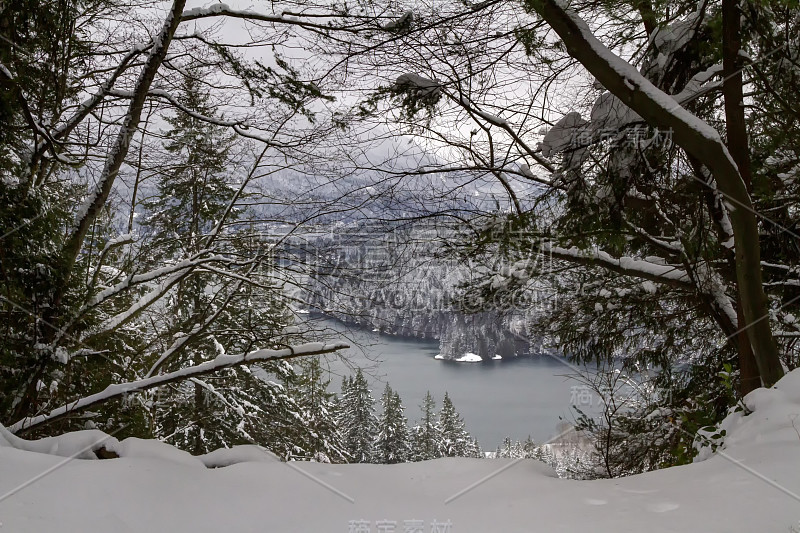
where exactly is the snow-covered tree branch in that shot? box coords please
[527,0,782,385]
[8,341,349,434]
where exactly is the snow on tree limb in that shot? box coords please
[145,255,268,378]
[508,243,739,331]
[530,0,732,156]
[542,244,692,287]
[107,89,293,148]
[9,41,153,180]
[0,63,74,167]
[8,341,350,434]
[180,4,362,34]
[528,0,783,387]
[84,252,217,310]
[456,95,556,175]
[53,43,152,143]
[54,252,232,347]
[60,0,187,296]
[539,112,588,158]
[395,73,441,95]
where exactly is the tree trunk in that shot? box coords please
[529,0,784,386]
[13,0,188,423]
[56,0,187,308]
[722,0,762,394]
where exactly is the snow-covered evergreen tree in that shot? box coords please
[496,436,524,459]
[438,392,478,457]
[139,70,300,455]
[289,357,346,462]
[410,390,442,461]
[142,70,236,454]
[496,435,545,461]
[337,369,378,463]
[375,384,410,464]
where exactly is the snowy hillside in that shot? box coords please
[2,369,799,532]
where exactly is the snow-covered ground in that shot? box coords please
[2,370,800,532]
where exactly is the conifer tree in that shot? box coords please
[140,70,298,455]
[157,360,306,459]
[410,391,442,461]
[289,357,346,462]
[496,436,524,459]
[438,392,478,458]
[375,384,410,464]
[338,369,377,463]
[141,69,230,453]
[336,375,353,416]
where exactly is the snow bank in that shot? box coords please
[1,370,799,532]
[108,438,204,468]
[198,445,280,468]
[0,426,119,459]
[695,367,800,462]
[0,427,11,447]
[0,427,275,469]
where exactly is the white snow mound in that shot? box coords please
[0,369,799,532]
[198,445,280,468]
[108,437,204,467]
